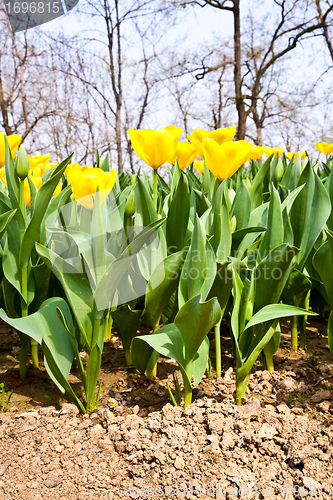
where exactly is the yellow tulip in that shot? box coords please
[67,167,117,210]
[167,141,197,169]
[0,133,21,168]
[316,142,333,156]
[193,160,205,175]
[285,151,307,161]
[24,176,43,207]
[263,146,284,158]
[202,139,253,181]
[128,125,182,169]
[187,125,236,159]
[248,145,265,160]
[65,162,89,174]
[28,154,51,172]
[53,183,63,198]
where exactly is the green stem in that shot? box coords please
[124,350,132,366]
[265,354,275,372]
[184,382,192,408]
[291,316,298,350]
[30,339,39,368]
[149,321,159,377]
[215,322,222,379]
[300,289,311,350]
[19,266,31,376]
[104,311,110,342]
[19,334,29,381]
[153,169,158,211]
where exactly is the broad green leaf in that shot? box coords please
[20,155,73,268]
[244,303,316,331]
[174,295,221,362]
[112,304,142,352]
[166,173,190,253]
[253,244,298,312]
[290,162,331,270]
[141,247,188,329]
[231,180,251,230]
[85,344,102,409]
[257,185,283,262]
[0,297,74,381]
[36,243,93,349]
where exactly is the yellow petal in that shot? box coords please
[193,160,205,175]
[68,168,117,210]
[203,139,253,180]
[0,133,22,168]
[187,129,210,159]
[209,125,236,145]
[316,142,333,156]
[28,154,51,170]
[168,141,197,169]
[249,145,265,160]
[129,126,182,169]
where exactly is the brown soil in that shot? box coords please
[0,316,333,499]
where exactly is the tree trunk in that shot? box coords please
[233,0,246,140]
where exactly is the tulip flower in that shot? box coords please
[65,161,89,174]
[202,139,253,181]
[193,160,205,175]
[263,146,284,158]
[24,176,43,207]
[248,145,265,160]
[67,167,117,210]
[53,183,63,198]
[167,141,197,170]
[0,133,21,168]
[28,154,51,176]
[285,151,307,161]
[316,142,333,156]
[128,125,182,170]
[187,125,236,159]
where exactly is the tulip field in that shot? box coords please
[0,126,333,414]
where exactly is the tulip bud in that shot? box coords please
[229,188,236,205]
[124,191,136,218]
[16,145,29,180]
[131,175,136,185]
[230,215,237,233]
[244,178,251,191]
[245,300,253,322]
[275,160,284,182]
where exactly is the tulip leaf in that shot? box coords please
[85,344,102,409]
[290,162,331,271]
[253,244,298,312]
[35,243,93,349]
[281,269,312,308]
[20,154,73,269]
[244,303,317,331]
[179,214,211,308]
[0,208,17,240]
[112,304,142,353]
[134,175,158,226]
[313,229,333,306]
[231,179,251,230]
[141,247,188,329]
[174,295,221,363]
[0,297,74,382]
[166,173,190,254]
[257,184,283,262]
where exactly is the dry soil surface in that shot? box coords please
[0,318,333,499]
